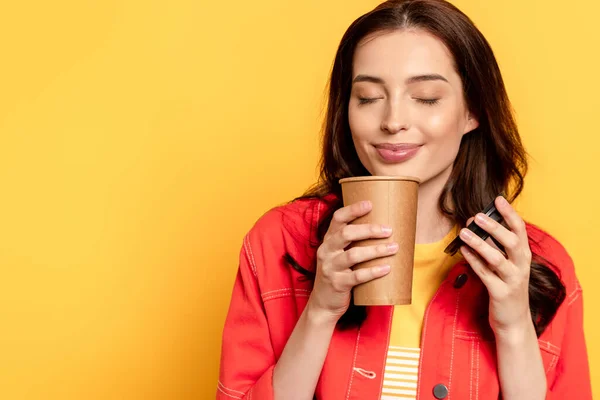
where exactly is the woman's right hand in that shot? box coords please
[307,200,398,323]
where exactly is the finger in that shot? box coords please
[473,212,518,260]
[466,215,504,253]
[324,223,393,254]
[493,196,532,265]
[460,246,503,288]
[333,242,398,271]
[345,264,391,288]
[494,196,528,244]
[326,201,373,239]
[459,228,513,280]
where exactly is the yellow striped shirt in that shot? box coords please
[381,227,462,400]
[381,346,420,399]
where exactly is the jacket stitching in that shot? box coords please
[567,280,582,302]
[568,289,582,306]
[455,330,481,339]
[448,293,460,400]
[475,341,480,400]
[261,288,312,297]
[469,340,474,400]
[455,332,492,341]
[546,355,559,374]
[243,235,258,277]
[377,308,394,397]
[567,288,579,300]
[218,381,245,395]
[539,339,561,355]
[262,292,310,302]
[217,386,242,399]
[345,329,361,400]
[416,283,444,400]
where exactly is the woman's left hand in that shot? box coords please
[459,195,533,336]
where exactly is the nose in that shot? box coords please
[380,99,410,134]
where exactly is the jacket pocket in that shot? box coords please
[537,339,561,387]
[454,330,561,399]
[454,330,497,400]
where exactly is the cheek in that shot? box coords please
[348,107,377,141]
[418,107,464,139]
[348,107,378,171]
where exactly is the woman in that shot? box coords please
[217,0,592,399]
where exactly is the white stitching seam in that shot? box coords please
[217,386,242,399]
[567,280,582,303]
[377,308,394,397]
[416,284,444,400]
[262,293,310,302]
[243,235,258,277]
[456,329,479,334]
[455,334,481,339]
[538,339,561,355]
[475,341,480,400]
[447,293,460,400]
[469,340,474,400]
[546,355,559,374]
[218,381,245,395]
[260,288,312,297]
[345,329,361,400]
[568,289,582,306]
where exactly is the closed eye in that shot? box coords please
[416,98,440,106]
[358,97,382,105]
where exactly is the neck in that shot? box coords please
[415,166,455,244]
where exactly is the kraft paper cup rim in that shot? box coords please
[339,176,421,184]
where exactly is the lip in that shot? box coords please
[373,143,422,163]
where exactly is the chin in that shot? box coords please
[369,163,422,180]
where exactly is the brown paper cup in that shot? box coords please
[339,176,420,306]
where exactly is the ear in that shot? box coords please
[462,112,479,136]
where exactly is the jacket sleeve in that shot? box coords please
[547,281,593,399]
[216,238,276,400]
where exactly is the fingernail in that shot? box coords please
[387,243,399,251]
[378,265,391,274]
[497,196,509,207]
[381,225,392,234]
[362,201,372,209]
[460,228,474,240]
[475,213,487,225]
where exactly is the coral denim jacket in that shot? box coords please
[217,197,592,400]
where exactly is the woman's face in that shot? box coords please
[348,29,478,184]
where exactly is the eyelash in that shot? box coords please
[417,98,439,106]
[357,97,440,106]
[358,97,379,105]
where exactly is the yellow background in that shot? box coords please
[0,0,598,398]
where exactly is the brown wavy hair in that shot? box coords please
[285,0,565,336]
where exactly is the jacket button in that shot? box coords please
[453,273,468,289]
[433,383,449,399]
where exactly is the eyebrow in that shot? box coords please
[352,73,449,85]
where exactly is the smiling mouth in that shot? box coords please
[373,143,422,163]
